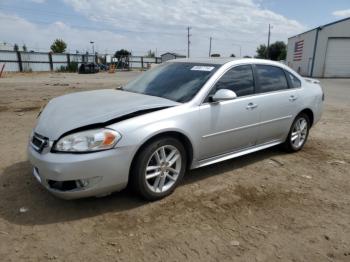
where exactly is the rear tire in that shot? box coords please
[130,137,187,201]
[283,113,310,152]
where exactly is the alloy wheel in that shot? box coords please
[290,117,308,149]
[145,145,182,193]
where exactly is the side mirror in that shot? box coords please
[210,89,237,103]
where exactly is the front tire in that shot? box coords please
[283,113,310,152]
[130,137,187,200]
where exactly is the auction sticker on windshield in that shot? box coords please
[191,66,215,71]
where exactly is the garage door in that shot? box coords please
[324,38,350,77]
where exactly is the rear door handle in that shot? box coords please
[246,103,258,110]
[289,95,298,102]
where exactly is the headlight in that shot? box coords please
[54,128,121,152]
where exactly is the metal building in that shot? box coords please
[161,52,186,62]
[287,17,350,78]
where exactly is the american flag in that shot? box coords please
[293,40,304,61]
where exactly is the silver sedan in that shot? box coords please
[28,58,324,200]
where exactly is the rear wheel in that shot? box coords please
[283,113,310,152]
[130,137,187,200]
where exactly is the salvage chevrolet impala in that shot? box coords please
[28,58,324,200]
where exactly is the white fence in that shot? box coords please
[129,56,161,69]
[0,50,161,72]
[0,50,96,72]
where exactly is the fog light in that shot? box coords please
[77,179,89,188]
[76,177,101,189]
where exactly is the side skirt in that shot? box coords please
[192,140,282,169]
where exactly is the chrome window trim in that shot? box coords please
[200,63,302,106]
[200,83,302,106]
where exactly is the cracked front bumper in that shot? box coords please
[27,144,134,199]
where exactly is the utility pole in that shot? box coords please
[187,26,191,58]
[266,24,271,59]
[209,37,212,57]
[90,41,95,55]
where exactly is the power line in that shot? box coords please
[0,4,201,39]
[0,4,273,57]
[0,12,185,37]
[0,4,269,47]
[0,4,85,20]
[0,3,191,34]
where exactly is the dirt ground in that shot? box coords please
[0,72,349,262]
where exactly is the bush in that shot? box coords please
[67,62,78,72]
[56,62,78,72]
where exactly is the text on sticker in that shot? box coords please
[191,66,215,71]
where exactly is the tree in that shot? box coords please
[50,39,67,53]
[255,41,287,61]
[255,44,267,59]
[230,53,236,57]
[22,44,27,52]
[146,50,155,58]
[114,49,131,59]
[114,49,131,69]
[13,44,19,51]
[269,41,286,61]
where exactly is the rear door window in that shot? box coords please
[256,65,289,93]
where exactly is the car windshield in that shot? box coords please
[123,62,220,103]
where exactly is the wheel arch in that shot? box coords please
[129,131,194,176]
[298,108,314,127]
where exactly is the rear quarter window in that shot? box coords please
[286,71,302,88]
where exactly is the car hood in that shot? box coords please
[35,89,180,140]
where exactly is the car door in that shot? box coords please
[252,64,302,145]
[198,64,260,160]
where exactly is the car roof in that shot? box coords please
[170,57,285,67]
[168,57,300,79]
[170,57,238,65]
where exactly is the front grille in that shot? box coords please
[31,133,48,153]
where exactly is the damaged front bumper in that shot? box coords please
[27,143,134,199]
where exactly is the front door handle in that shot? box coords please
[246,102,258,110]
[289,95,298,102]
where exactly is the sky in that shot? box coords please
[0,0,349,57]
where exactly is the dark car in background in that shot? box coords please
[78,63,99,74]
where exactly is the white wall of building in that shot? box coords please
[287,18,350,78]
[313,19,350,77]
[287,29,316,76]
[323,38,350,77]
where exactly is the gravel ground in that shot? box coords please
[0,72,349,262]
